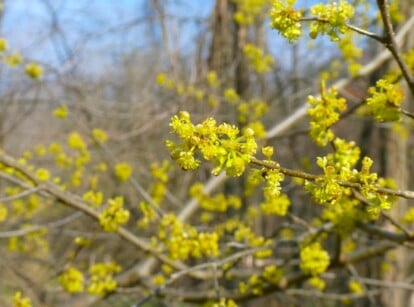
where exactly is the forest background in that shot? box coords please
[0,0,414,307]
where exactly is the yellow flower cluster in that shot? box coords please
[262,264,283,284]
[5,52,23,67]
[99,196,130,232]
[25,62,43,79]
[166,111,257,177]
[307,276,326,291]
[190,182,241,214]
[68,132,87,151]
[0,37,8,52]
[243,43,274,73]
[0,202,7,222]
[156,72,205,101]
[234,224,272,258]
[300,242,330,276]
[309,1,354,41]
[239,274,264,295]
[92,128,108,143]
[260,193,290,216]
[206,71,220,88]
[305,156,346,205]
[35,168,50,182]
[348,279,364,294]
[158,213,220,260]
[366,78,403,122]
[270,0,302,42]
[357,157,392,219]
[237,99,268,124]
[212,298,238,307]
[231,0,268,25]
[87,262,121,296]
[12,292,31,307]
[53,105,68,119]
[58,267,85,293]
[83,190,104,207]
[223,88,240,105]
[114,162,133,182]
[307,81,347,146]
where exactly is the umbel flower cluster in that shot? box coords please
[166,111,257,177]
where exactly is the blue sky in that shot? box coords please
[2,0,214,69]
[0,0,364,76]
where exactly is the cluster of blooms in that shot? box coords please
[166,111,257,177]
[53,104,68,118]
[231,0,268,25]
[243,43,275,73]
[356,157,392,219]
[0,202,7,222]
[262,264,284,284]
[307,276,326,291]
[25,62,43,79]
[190,182,241,216]
[12,292,31,307]
[300,242,330,276]
[114,162,133,182]
[322,197,361,235]
[403,207,414,223]
[366,78,404,122]
[307,81,347,146]
[212,298,238,307]
[222,90,238,107]
[258,168,290,216]
[8,228,48,256]
[156,72,205,101]
[234,224,272,258]
[305,157,346,205]
[238,99,268,123]
[305,137,392,221]
[238,265,283,295]
[83,190,104,207]
[92,128,108,143]
[348,279,364,294]
[239,274,264,295]
[309,1,354,41]
[270,0,303,42]
[67,132,92,187]
[99,196,130,232]
[305,139,360,207]
[58,267,85,293]
[58,262,121,296]
[0,37,43,80]
[157,213,220,260]
[87,262,121,295]
[206,71,220,88]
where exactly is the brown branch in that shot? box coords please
[250,157,414,199]
[377,0,414,96]
[0,152,196,276]
[300,17,385,43]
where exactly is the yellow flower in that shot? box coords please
[58,268,84,293]
[92,128,108,143]
[0,203,7,222]
[36,168,50,182]
[114,162,132,182]
[13,292,32,307]
[25,62,43,79]
[53,105,68,119]
[0,38,8,52]
[5,52,23,67]
[68,132,87,151]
